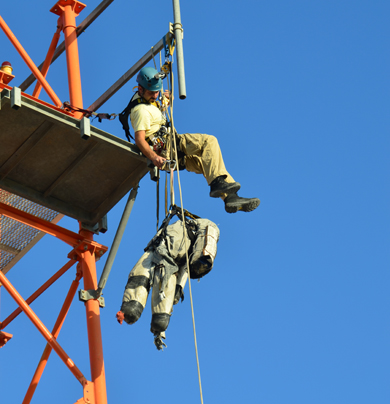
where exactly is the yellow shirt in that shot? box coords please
[130,94,166,140]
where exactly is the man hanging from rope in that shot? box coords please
[122,66,260,213]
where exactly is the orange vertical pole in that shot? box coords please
[52,1,85,119]
[0,15,62,107]
[23,272,82,404]
[79,228,108,404]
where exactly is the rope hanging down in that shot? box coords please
[148,44,205,404]
[163,64,205,404]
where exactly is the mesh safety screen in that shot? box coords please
[0,189,59,271]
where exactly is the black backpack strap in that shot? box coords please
[119,92,146,142]
[144,209,177,252]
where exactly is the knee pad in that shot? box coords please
[151,313,171,333]
[121,300,144,325]
[126,275,151,291]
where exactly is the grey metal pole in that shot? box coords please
[97,185,139,295]
[88,36,166,112]
[172,0,186,99]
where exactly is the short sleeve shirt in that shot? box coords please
[130,94,166,140]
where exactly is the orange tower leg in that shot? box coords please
[51,0,85,119]
[79,228,108,404]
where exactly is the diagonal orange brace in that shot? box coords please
[32,22,62,98]
[0,15,62,107]
[0,259,77,330]
[23,274,82,404]
[0,270,87,385]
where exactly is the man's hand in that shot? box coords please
[135,130,166,169]
[163,90,172,101]
[152,155,166,169]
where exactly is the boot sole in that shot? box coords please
[210,183,241,198]
[225,198,260,213]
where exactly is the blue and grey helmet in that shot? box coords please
[136,67,163,91]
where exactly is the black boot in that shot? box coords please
[224,193,260,213]
[209,176,241,198]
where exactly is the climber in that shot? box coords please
[122,66,260,214]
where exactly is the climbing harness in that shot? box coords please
[148,124,171,155]
[146,204,198,251]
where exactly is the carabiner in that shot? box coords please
[164,159,177,171]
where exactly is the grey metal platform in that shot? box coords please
[0,88,148,226]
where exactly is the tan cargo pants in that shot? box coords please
[174,133,235,185]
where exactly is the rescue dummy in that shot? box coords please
[120,66,260,214]
[116,209,220,350]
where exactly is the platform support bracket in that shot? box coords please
[79,289,105,308]
[11,86,21,109]
[80,116,91,139]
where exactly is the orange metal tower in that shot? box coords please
[0,1,152,403]
[0,0,186,401]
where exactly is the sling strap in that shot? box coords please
[118,92,149,142]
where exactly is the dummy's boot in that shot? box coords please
[209,176,241,198]
[224,193,260,213]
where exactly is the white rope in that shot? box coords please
[167,70,204,404]
[150,46,157,70]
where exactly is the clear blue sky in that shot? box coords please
[1,1,389,403]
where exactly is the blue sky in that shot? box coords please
[1,1,389,403]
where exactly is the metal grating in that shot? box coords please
[0,189,59,272]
